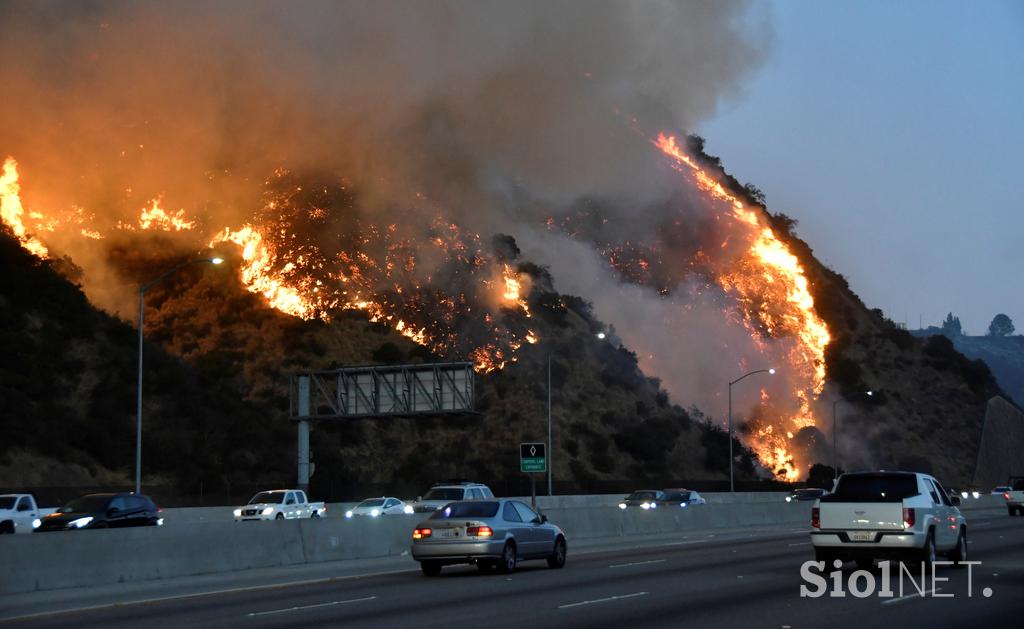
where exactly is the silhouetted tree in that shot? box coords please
[941,312,963,337]
[987,313,1015,337]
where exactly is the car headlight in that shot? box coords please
[785,496,792,502]
[262,507,274,515]
[680,502,687,508]
[403,505,414,514]
[345,510,354,519]
[971,491,980,499]
[640,502,651,510]
[32,518,41,529]
[370,508,380,517]
[157,518,164,526]
[233,509,242,517]
[650,502,657,509]
[618,503,627,510]
[960,491,968,499]
[68,516,93,529]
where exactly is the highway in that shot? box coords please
[7,510,1021,628]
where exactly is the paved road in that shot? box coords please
[8,513,1022,628]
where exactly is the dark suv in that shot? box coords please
[37,493,163,531]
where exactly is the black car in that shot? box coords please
[617,490,666,509]
[785,488,829,502]
[36,493,163,531]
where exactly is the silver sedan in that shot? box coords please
[411,499,567,576]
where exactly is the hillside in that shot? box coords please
[686,136,1004,485]
[910,331,1024,406]
[0,225,758,501]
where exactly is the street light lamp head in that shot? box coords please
[768,368,776,375]
[211,257,224,265]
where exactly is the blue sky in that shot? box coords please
[698,0,1023,334]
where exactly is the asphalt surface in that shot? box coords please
[6,511,1022,628]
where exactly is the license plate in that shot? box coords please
[436,529,459,538]
[849,531,874,542]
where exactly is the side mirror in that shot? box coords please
[950,496,961,507]
[538,514,548,524]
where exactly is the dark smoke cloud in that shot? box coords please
[0,0,774,413]
[0,0,769,230]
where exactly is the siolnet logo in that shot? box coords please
[799,560,992,599]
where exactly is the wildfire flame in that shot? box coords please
[655,133,831,480]
[1,135,831,479]
[1,158,49,258]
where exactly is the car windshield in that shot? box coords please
[626,491,658,501]
[358,499,386,508]
[60,495,111,513]
[423,488,464,501]
[430,501,500,519]
[0,497,16,509]
[832,474,919,500]
[1013,480,1024,491]
[249,491,287,504]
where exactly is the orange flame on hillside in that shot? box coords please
[1,158,49,258]
[655,133,830,480]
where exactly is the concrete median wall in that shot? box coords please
[0,498,814,595]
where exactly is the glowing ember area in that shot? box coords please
[137,198,197,231]
[0,158,49,258]
[655,133,831,480]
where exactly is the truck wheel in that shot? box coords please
[949,529,967,566]
[920,530,937,566]
[311,511,320,519]
[0,521,13,534]
[1009,506,1016,516]
[275,513,285,520]
[421,561,442,577]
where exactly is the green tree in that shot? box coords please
[987,313,1015,337]
[941,312,963,337]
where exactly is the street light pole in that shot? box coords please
[135,256,222,495]
[832,390,872,484]
[547,353,552,497]
[728,368,775,492]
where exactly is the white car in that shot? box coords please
[1005,478,1024,516]
[233,489,325,521]
[345,497,413,518]
[811,471,967,569]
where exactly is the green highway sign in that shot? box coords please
[520,442,546,473]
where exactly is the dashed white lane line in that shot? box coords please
[247,596,377,617]
[558,592,648,609]
[881,588,941,605]
[608,559,666,569]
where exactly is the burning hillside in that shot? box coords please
[1,129,829,480]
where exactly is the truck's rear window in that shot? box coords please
[430,501,500,519]
[830,474,919,501]
[1013,479,1024,491]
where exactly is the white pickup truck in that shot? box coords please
[1004,477,1024,516]
[810,471,967,569]
[233,489,325,522]
[0,494,56,534]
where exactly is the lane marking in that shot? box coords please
[247,596,377,617]
[558,592,648,609]
[881,588,941,605]
[608,559,666,569]
[787,542,811,547]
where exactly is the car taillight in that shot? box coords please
[1004,492,1011,501]
[811,507,820,529]
[413,528,431,540]
[467,526,493,537]
[903,507,915,529]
